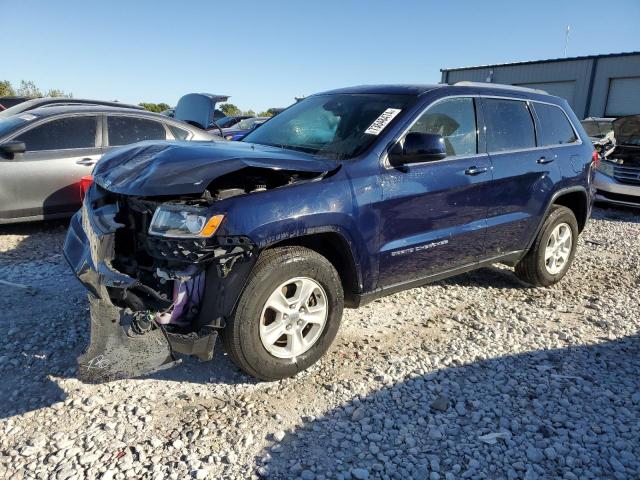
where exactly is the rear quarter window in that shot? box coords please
[483,99,536,152]
[168,124,190,140]
[534,103,577,146]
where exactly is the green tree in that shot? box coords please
[16,80,42,98]
[46,88,71,98]
[219,103,241,116]
[138,102,171,113]
[244,109,255,117]
[258,108,280,117]
[0,80,15,97]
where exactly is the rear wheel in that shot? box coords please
[515,205,578,286]
[223,246,343,380]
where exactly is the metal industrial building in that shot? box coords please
[441,51,640,119]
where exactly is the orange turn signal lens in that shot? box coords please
[200,214,225,237]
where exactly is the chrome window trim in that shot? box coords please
[382,93,583,169]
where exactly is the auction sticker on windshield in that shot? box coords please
[365,108,402,135]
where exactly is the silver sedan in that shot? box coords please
[0,105,215,224]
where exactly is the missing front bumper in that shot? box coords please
[79,295,179,382]
[64,186,256,382]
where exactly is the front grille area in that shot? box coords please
[613,164,640,185]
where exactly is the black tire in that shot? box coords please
[222,246,344,380]
[515,205,579,287]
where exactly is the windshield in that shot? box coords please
[0,115,30,137]
[242,93,415,159]
[581,119,614,139]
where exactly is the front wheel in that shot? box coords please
[222,246,344,380]
[515,205,579,286]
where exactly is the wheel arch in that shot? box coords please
[552,188,590,232]
[524,185,591,255]
[262,230,362,307]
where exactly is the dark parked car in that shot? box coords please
[0,96,31,109]
[65,83,595,382]
[214,115,254,130]
[0,97,143,119]
[221,116,269,140]
[0,106,214,224]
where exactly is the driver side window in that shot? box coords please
[409,97,477,157]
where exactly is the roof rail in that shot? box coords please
[454,81,548,95]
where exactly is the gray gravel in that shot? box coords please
[0,206,639,480]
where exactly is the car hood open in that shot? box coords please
[174,93,229,130]
[613,115,640,147]
[92,141,336,196]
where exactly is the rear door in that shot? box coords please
[0,115,101,220]
[378,96,492,287]
[480,97,562,256]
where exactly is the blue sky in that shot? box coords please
[5,0,640,112]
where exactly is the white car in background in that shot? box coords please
[0,106,214,224]
[593,115,640,208]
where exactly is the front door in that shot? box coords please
[0,115,101,220]
[378,97,492,287]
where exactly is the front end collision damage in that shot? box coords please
[64,145,336,382]
[65,183,262,381]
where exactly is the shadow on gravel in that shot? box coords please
[260,336,640,480]
[0,219,69,263]
[0,218,82,419]
[591,204,640,224]
[438,265,529,290]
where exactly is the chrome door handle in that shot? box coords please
[464,166,488,176]
[76,158,96,166]
[537,156,555,164]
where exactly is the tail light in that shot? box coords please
[80,175,93,200]
[592,150,600,169]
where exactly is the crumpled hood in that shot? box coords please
[613,115,640,147]
[93,140,336,196]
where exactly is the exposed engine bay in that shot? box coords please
[595,115,640,187]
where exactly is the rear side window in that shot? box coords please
[409,97,477,156]
[107,116,167,146]
[535,103,577,145]
[16,116,97,151]
[483,99,535,152]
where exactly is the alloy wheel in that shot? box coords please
[544,222,573,275]
[259,277,328,359]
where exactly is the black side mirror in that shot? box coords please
[0,141,26,158]
[389,132,446,165]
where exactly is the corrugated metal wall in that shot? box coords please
[441,54,640,118]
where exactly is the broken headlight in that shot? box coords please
[149,205,224,238]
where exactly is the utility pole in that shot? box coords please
[564,25,570,57]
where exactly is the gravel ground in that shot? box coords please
[0,206,639,480]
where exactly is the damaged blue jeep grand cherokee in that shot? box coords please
[64,83,596,381]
